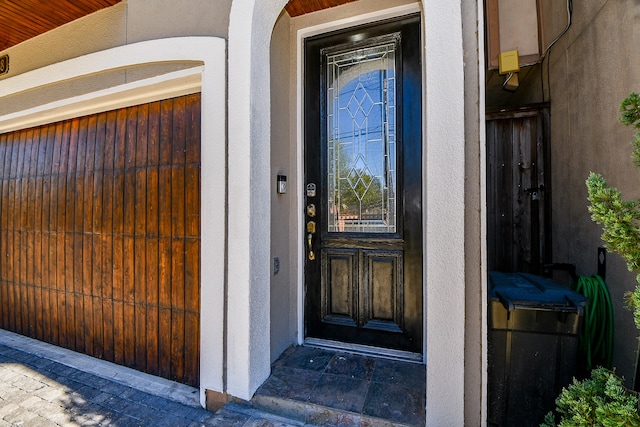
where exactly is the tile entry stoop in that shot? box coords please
[248,346,426,426]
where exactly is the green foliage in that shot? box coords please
[541,368,640,427]
[586,92,640,330]
[556,92,640,427]
[619,92,640,129]
[586,173,640,273]
[619,92,640,167]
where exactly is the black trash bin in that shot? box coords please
[487,271,588,427]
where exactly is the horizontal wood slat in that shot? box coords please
[0,94,201,387]
[285,0,358,17]
[0,0,121,51]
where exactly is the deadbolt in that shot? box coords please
[307,221,316,234]
[307,204,316,217]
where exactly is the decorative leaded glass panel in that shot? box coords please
[326,36,398,233]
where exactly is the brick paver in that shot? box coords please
[0,336,302,426]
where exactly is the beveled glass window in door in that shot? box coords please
[326,36,398,233]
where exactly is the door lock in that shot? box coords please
[524,184,545,201]
[307,220,316,234]
[307,204,316,217]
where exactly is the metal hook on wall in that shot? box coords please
[597,247,606,280]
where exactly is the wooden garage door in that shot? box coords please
[0,93,201,387]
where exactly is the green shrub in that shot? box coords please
[545,93,640,426]
[587,92,640,330]
[541,368,640,427]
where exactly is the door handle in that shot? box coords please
[307,233,315,261]
[307,221,316,260]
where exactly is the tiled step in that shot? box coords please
[249,346,426,427]
[214,402,306,427]
[252,391,418,426]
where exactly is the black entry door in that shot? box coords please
[304,15,422,354]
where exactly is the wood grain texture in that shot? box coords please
[0,94,201,386]
[486,108,549,275]
[285,0,357,17]
[0,0,121,51]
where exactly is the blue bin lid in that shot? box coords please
[489,271,588,312]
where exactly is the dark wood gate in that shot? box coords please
[486,107,550,274]
[0,93,201,387]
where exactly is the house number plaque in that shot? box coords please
[0,55,8,76]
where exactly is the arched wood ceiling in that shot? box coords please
[0,0,358,53]
[0,0,121,52]
[285,0,358,17]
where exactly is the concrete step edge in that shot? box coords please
[250,392,417,427]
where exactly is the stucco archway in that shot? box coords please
[0,36,228,411]
[227,0,470,423]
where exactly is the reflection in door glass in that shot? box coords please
[326,39,397,233]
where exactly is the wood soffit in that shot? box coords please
[285,0,358,17]
[0,0,121,52]
[0,0,358,53]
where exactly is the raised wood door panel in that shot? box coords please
[0,94,201,387]
[320,248,403,332]
[304,15,422,354]
[486,108,549,274]
[322,248,358,327]
[363,250,404,333]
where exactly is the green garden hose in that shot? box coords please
[575,275,614,371]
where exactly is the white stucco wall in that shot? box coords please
[0,3,127,78]
[0,0,486,422]
[422,1,467,424]
[463,0,487,423]
[270,11,294,363]
[229,0,479,423]
[126,0,232,43]
[0,0,233,114]
[227,0,285,400]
